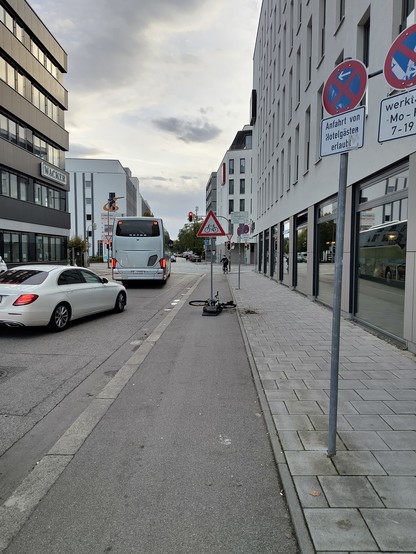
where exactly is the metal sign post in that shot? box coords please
[327,152,348,457]
[321,59,367,457]
[197,210,225,307]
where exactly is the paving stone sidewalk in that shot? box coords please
[228,267,416,554]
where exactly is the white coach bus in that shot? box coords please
[111,217,173,285]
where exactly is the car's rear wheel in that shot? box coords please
[48,303,71,331]
[113,291,126,313]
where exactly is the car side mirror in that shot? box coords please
[102,277,108,284]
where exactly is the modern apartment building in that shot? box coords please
[215,124,255,264]
[66,158,147,258]
[0,0,69,266]
[252,0,416,350]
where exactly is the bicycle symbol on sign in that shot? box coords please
[204,223,219,233]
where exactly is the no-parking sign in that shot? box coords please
[322,60,367,115]
[384,23,416,90]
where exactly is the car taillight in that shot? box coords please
[111,258,117,269]
[13,294,39,306]
[159,258,166,269]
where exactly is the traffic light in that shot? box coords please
[226,242,231,250]
[188,211,193,222]
[108,192,116,211]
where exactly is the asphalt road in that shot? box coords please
[1,261,299,553]
[0,266,200,502]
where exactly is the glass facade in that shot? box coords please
[316,197,337,306]
[271,225,278,279]
[355,167,408,339]
[281,219,290,286]
[295,211,308,294]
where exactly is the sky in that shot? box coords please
[26,0,262,239]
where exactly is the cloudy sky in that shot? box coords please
[27,0,262,238]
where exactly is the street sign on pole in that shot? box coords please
[384,23,416,90]
[321,62,368,457]
[197,210,225,237]
[378,88,416,142]
[322,59,367,116]
[230,211,248,224]
[320,106,365,157]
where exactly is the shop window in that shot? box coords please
[316,197,337,306]
[295,212,308,294]
[281,219,291,286]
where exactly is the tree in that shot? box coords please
[143,211,154,217]
[176,221,204,255]
[67,235,89,266]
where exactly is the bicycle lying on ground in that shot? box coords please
[189,291,236,315]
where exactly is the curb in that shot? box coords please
[230,283,315,554]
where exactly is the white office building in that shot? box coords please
[66,159,149,258]
[215,125,255,264]
[252,0,416,350]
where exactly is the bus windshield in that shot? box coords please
[115,219,160,237]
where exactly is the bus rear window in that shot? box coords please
[115,220,160,237]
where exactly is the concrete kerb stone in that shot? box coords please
[230,279,315,554]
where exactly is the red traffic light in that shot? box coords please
[188,211,193,222]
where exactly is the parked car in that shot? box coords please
[188,254,202,262]
[171,254,176,262]
[0,265,127,331]
[0,256,7,273]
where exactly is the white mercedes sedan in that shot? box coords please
[0,265,127,331]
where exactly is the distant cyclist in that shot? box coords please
[220,256,229,274]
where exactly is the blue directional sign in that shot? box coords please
[323,60,367,116]
[384,23,416,90]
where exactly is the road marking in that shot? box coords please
[0,274,206,552]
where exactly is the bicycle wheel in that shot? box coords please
[189,300,209,307]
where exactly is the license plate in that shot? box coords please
[131,271,145,274]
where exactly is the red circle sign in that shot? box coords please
[323,59,367,116]
[384,23,416,90]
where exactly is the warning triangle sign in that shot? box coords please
[197,210,226,237]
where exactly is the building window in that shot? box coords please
[281,219,291,286]
[316,86,323,160]
[228,199,234,214]
[304,106,311,172]
[240,179,246,194]
[319,0,326,60]
[240,158,246,173]
[355,167,408,339]
[317,197,337,305]
[337,0,345,25]
[306,17,312,85]
[229,159,234,175]
[229,179,234,195]
[1,231,30,263]
[240,199,245,212]
[296,47,301,107]
[402,0,415,30]
[294,125,300,183]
